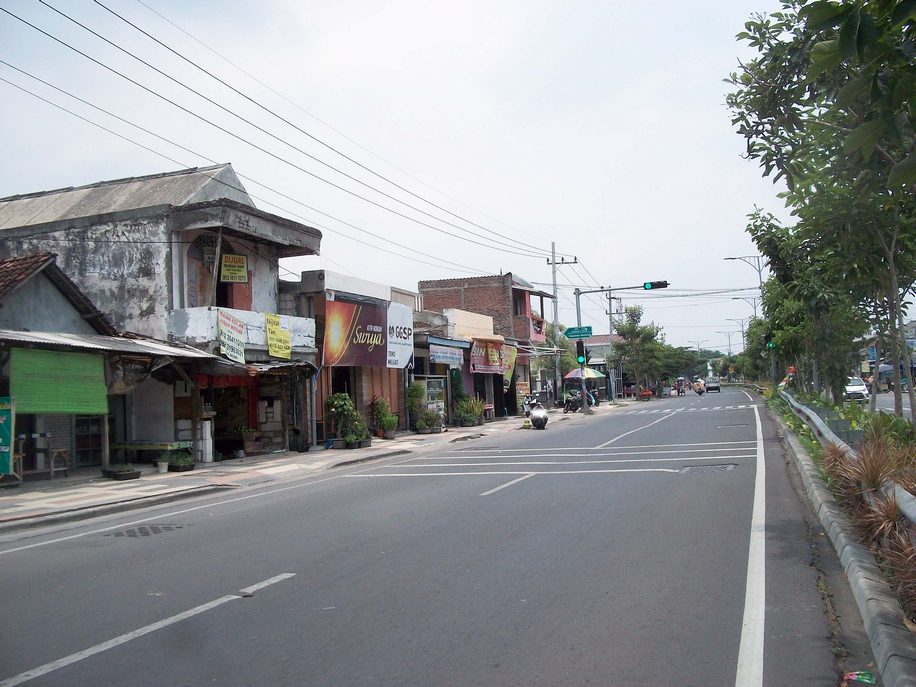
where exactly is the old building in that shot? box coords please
[0,164,322,460]
[0,252,220,480]
[417,273,552,415]
[279,270,416,443]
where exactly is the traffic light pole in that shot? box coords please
[573,281,668,411]
[573,288,592,413]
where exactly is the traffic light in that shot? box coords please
[576,340,586,365]
[643,280,669,290]
[762,331,776,350]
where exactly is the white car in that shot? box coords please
[844,377,870,402]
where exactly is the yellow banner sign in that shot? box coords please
[220,254,249,283]
[265,313,291,359]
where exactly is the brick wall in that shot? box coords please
[419,275,513,337]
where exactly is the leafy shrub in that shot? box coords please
[380,413,398,432]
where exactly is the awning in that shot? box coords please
[0,329,218,359]
[471,334,505,344]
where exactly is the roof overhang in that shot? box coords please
[172,199,321,258]
[0,329,218,358]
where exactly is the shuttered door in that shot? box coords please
[11,349,109,414]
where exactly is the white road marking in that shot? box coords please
[741,390,754,401]
[735,405,766,686]
[594,410,682,449]
[423,448,757,461]
[0,574,296,687]
[238,572,296,594]
[395,455,755,468]
[479,474,534,496]
[456,440,755,453]
[347,468,681,478]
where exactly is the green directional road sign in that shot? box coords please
[565,326,593,340]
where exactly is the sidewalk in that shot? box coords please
[0,403,622,532]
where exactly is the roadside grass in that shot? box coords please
[770,396,916,622]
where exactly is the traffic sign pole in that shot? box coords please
[574,288,592,413]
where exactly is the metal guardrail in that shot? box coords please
[779,390,916,527]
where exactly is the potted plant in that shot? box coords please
[368,396,391,437]
[421,409,444,433]
[467,397,486,425]
[102,463,141,480]
[155,453,170,474]
[238,426,261,454]
[353,417,371,448]
[406,382,425,429]
[416,416,430,434]
[168,448,195,472]
[326,393,358,447]
[381,413,398,439]
[344,432,359,449]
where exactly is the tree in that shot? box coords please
[727,0,916,416]
[614,306,663,389]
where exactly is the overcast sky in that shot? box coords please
[0,0,790,353]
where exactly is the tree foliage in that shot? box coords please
[727,0,915,416]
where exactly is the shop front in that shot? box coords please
[470,337,518,419]
[412,337,469,424]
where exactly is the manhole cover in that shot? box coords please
[103,524,187,538]
[680,464,737,474]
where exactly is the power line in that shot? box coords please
[3,5,548,260]
[94,0,570,260]
[131,0,567,250]
[0,73,490,276]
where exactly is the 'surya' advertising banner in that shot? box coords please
[324,300,386,367]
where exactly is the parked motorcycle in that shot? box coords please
[563,391,583,413]
[530,401,548,429]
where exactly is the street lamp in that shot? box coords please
[725,255,777,381]
[723,255,767,289]
[716,331,739,357]
[727,318,748,349]
[732,296,760,318]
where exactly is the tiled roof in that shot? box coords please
[0,252,55,299]
[0,252,117,335]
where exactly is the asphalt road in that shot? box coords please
[0,387,872,686]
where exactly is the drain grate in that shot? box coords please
[103,524,187,538]
[680,464,737,474]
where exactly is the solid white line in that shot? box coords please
[347,469,680,477]
[735,405,766,686]
[741,390,754,401]
[454,440,755,453]
[594,410,682,449]
[479,474,534,496]
[0,573,296,687]
[423,448,757,460]
[394,456,755,468]
[238,572,296,595]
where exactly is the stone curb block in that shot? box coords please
[0,485,233,533]
[772,407,916,687]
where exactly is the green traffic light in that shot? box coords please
[577,355,586,364]
[767,341,776,349]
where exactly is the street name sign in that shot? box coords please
[565,326,593,339]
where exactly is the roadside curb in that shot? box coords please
[0,485,234,534]
[770,407,916,686]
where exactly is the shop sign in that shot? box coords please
[470,340,505,374]
[386,302,414,369]
[430,344,463,366]
[266,313,291,359]
[324,300,387,367]
[0,397,13,475]
[220,254,249,283]
[218,309,247,363]
[502,346,518,385]
[516,381,531,397]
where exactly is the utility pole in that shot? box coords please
[728,318,748,350]
[574,287,591,413]
[717,331,737,356]
[547,245,576,407]
[724,254,774,381]
[690,340,708,377]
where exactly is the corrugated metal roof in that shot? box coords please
[0,330,217,358]
[0,164,252,230]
